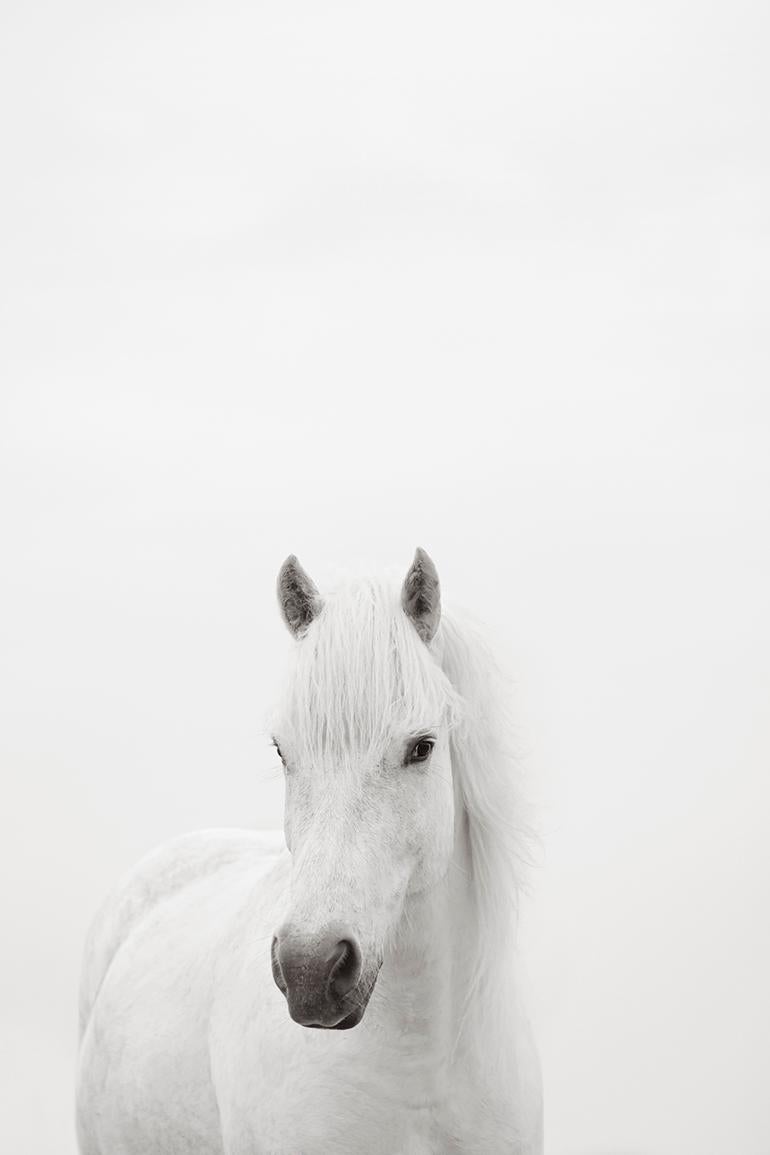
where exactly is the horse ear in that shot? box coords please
[401,547,441,644]
[277,555,321,637]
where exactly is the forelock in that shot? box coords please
[277,575,459,764]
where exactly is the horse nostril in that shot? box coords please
[328,938,362,998]
[271,935,287,993]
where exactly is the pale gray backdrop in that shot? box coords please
[1,1,769,1152]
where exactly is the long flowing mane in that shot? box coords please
[436,610,533,1054]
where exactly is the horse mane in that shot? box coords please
[434,608,533,1058]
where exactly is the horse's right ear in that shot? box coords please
[276,555,321,637]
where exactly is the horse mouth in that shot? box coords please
[305,1007,364,1030]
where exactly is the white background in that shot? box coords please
[1,1,769,1152]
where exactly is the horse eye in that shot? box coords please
[272,740,285,763]
[407,738,435,764]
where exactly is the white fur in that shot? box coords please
[76,573,543,1154]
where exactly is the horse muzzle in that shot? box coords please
[271,925,380,1029]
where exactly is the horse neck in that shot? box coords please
[376,788,479,1054]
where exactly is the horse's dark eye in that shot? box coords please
[408,738,434,764]
[272,739,285,764]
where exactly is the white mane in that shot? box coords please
[435,609,533,1060]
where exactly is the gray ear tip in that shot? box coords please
[277,554,306,590]
[276,556,294,593]
[413,546,437,575]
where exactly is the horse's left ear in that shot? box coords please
[401,547,441,644]
[277,555,322,637]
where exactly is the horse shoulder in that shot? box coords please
[78,827,285,1042]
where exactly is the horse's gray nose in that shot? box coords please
[271,927,363,1027]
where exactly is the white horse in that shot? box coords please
[76,549,543,1154]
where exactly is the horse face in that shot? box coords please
[271,725,455,1028]
[271,549,456,1029]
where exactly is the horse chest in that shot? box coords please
[221,1086,479,1155]
[215,1011,496,1155]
